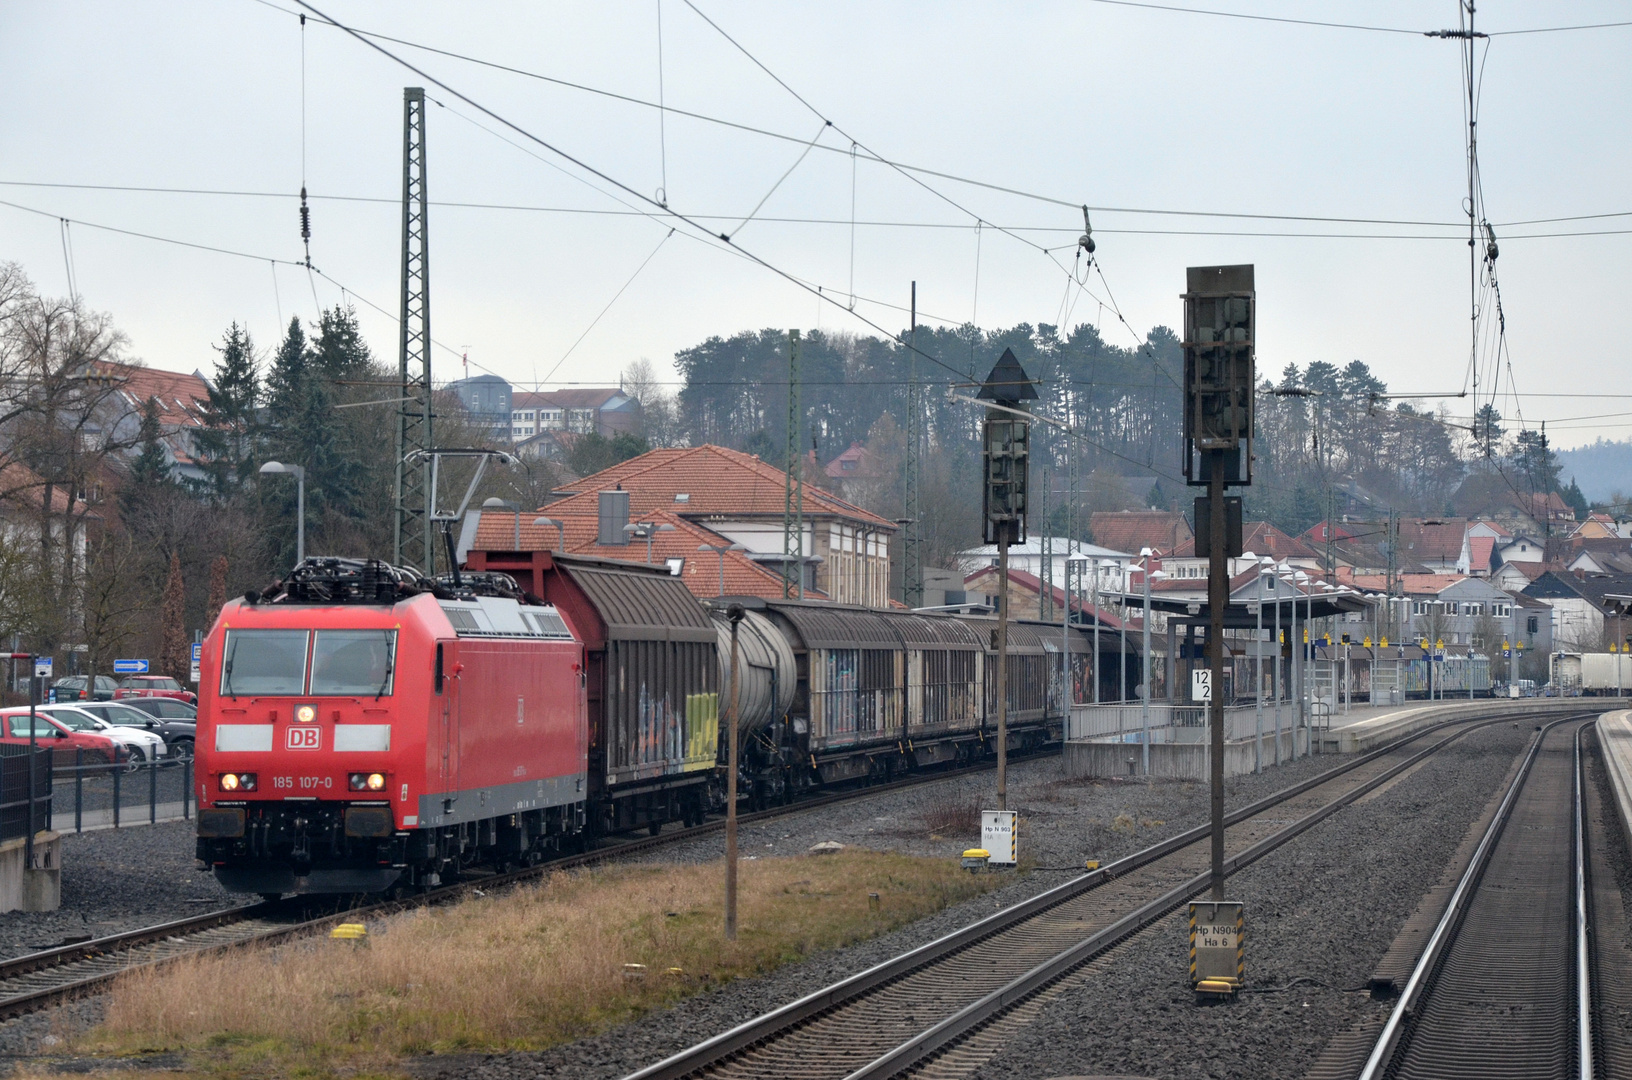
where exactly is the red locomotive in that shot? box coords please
[195,559,587,896]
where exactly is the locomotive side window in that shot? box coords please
[221,630,310,696]
[311,630,397,696]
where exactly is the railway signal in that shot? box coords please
[1182,265,1254,996]
[979,348,1036,813]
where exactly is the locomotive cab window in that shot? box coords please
[221,630,310,696]
[310,630,397,696]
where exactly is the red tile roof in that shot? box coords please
[1173,522,1318,560]
[1088,511,1191,556]
[554,445,895,529]
[962,565,1127,629]
[472,505,819,601]
[0,463,86,515]
[1397,519,1468,564]
[1467,535,1496,573]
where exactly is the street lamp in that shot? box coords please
[533,516,565,550]
[258,461,306,564]
[482,497,521,549]
[1252,554,1271,773]
[1138,548,1166,775]
[698,541,747,597]
[1067,552,1094,708]
[1291,568,1310,757]
[624,521,675,563]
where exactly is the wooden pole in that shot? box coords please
[724,605,742,940]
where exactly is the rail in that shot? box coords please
[621,711,1531,1080]
[1356,714,1590,1080]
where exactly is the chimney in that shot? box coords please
[598,488,630,546]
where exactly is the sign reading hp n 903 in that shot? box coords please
[112,658,149,675]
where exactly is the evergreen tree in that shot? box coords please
[265,317,309,424]
[1563,477,1589,517]
[195,322,261,497]
[310,305,373,380]
[119,398,173,520]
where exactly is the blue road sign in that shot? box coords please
[191,643,202,663]
[112,658,149,675]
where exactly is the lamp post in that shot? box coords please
[1138,547,1162,775]
[698,542,747,597]
[533,516,565,550]
[259,461,306,564]
[1251,554,1270,773]
[1089,557,1101,704]
[1291,569,1308,757]
[1068,552,1093,712]
[624,521,675,563]
[482,497,521,549]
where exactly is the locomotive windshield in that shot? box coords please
[310,630,396,696]
[221,630,309,696]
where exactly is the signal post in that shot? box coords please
[1182,265,1255,999]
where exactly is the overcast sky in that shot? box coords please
[2,1,1627,446]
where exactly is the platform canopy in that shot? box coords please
[1114,571,1374,630]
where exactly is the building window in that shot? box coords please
[1527,615,1539,634]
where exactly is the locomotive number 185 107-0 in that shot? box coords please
[270,775,335,790]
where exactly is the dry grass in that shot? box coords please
[85,850,998,1076]
[917,790,984,837]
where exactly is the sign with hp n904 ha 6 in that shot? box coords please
[1189,900,1245,998]
[980,810,1017,866]
[113,659,149,675]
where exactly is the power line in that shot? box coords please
[10,180,1628,240]
[1084,0,1632,37]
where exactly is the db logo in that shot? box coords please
[286,726,322,751]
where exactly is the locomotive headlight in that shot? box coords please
[295,704,316,723]
[349,772,387,791]
[367,772,386,791]
[220,773,238,791]
[219,772,256,792]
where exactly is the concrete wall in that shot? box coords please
[1065,727,1307,782]
[0,831,60,912]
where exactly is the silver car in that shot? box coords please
[41,704,167,765]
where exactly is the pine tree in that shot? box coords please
[265,317,310,424]
[159,550,187,682]
[195,323,261,497]
[311,305,373,381]
[119,398,173,521]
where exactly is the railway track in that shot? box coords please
[624,711,1575,1080]
[1358,717,1598,1080]
[0,743,1052,1021]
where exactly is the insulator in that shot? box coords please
[299,186,311,242]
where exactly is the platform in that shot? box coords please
[1065,697,1621,781]
[1597,710,1632,857]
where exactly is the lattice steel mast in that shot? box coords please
[903,283,922,609]
[783,329,803,599]
[394,87,434,572]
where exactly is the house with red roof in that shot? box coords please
[91,361,215,485]
[464,445,897,605]
[1088,511,1192,558]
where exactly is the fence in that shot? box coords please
[0,745,52,841]
[1067,702,1287,744]
[49,751,193,833]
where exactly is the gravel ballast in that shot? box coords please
[397,737,1458,1080]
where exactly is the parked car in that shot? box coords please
[0,707,120,766]
[113,675,197,705]
[50,675,118,702]
[40,705,166,765]
[74,700,195,759]
[121,697,196,721]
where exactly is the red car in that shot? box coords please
[113,675,197,705]
[0,707,121,766]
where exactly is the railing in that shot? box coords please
[0,745,53,842]
[48,750,193,832]
[1067,702,1290,744]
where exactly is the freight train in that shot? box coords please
[195,554,1107,896]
